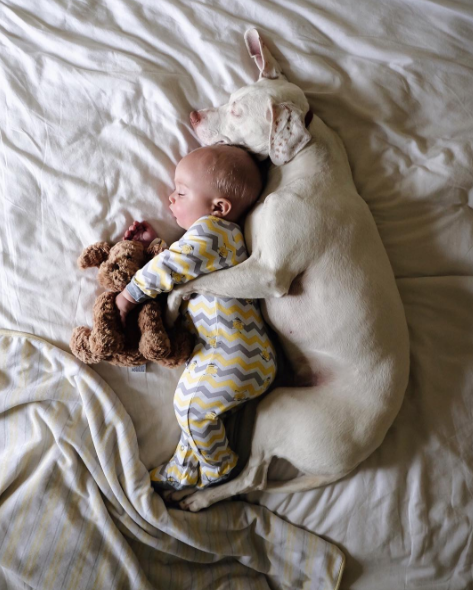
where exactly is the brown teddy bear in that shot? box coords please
[70,238,194,368]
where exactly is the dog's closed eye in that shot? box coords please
[230,102,243,117]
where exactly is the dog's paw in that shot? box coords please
[171,488,194,502]
[165,290,183,327]
[161,490,174,503]
[179,493,208,512]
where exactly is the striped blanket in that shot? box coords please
[0,330,344,590]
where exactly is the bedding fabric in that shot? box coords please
[0,330,344,590]
[1,0,473,588]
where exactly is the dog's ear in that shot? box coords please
[244,29,283,80]
[267,101,312,166]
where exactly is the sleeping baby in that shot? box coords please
[115,145,277,493]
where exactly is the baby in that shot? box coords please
[116,145,277,494]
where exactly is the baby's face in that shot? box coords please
[168,149,220,230]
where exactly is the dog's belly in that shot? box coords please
[261,261,409,396]
[261,270,339,385]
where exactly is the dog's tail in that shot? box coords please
[265,472,349,494]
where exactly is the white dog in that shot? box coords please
[167,29,410,512]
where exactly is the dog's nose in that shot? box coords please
[190,110,202,128]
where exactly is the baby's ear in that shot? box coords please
[268,101,312,166]
[77,242,111,269]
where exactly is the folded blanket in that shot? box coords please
[0,329,344,590]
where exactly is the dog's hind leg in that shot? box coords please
[178,453,271,512]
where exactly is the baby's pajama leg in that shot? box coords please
[149,430,201,489]
[150,353,243,490]
[181,389,239,488]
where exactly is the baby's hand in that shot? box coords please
[123,221,158,249]
[115,290,139,327]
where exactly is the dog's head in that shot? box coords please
[190,29,312,166]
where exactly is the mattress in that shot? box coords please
[1,0,473,588]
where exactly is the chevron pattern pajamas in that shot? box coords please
[126,215,277,490]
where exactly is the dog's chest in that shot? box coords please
[243,199,269,254]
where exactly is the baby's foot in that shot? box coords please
[123,221,158,249]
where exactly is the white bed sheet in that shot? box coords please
[1,0,473,588]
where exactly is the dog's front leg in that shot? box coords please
[166,257,292,326]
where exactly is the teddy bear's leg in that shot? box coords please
[110,349,147,367]
[88,292,125,360]
[159,320,195,368]
[137,301,172,361]
[70,326,102,364]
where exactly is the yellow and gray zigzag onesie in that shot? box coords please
[126,215,277,490]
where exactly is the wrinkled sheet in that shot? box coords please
[0,330,344,590]
[1,0,473,588]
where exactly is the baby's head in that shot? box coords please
[169,145,263,229]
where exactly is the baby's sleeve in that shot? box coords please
[126,216,243,303]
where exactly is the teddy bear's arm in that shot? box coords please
[145,238,168,261]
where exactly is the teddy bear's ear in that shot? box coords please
[146,238,168,260]
[77,242,111,269]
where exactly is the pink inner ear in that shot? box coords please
[246,32,264,70]
[246,35,259,56]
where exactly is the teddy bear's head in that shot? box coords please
[77,240,148,292]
